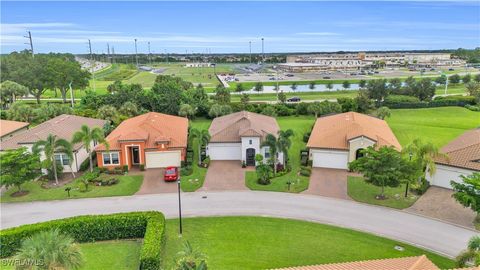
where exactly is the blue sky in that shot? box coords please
[1,1,479,54]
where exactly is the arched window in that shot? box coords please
[355,148,365,160]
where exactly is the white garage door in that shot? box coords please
[207,143,242,160]
[145,151,181,168]
[311,149,349,169]
[427,165,474,189]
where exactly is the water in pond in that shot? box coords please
[234,83,360,94]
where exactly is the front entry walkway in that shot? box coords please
[405,186,477,229]
[304,168,351,200]
[201,161,253,191]
[135,168,178,195]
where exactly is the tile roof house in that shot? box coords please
[95,112,188,170]
[272,255,441,270]
[307,112,401,169]
[0,114,107,173]
[0,119,29,142]
[426,128,480,189]
[206,111,283,166]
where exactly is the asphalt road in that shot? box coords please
[1,191,477,258]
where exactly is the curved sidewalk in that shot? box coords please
[1,191,477,258]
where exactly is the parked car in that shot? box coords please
[448,68,455,71]
[287,97,301,102]
[164,167,179,182]
[323,76,331,79]
[285,74,294,77]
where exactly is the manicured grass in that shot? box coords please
[1,240,141,270]
[0,174,143,203]
[181,118,212,192]
[386,107,480,148]
[245,116,314,193]
[163,216,454,269]
[154,63,232,88]
[126,71,157,88]
[347,176,418,209]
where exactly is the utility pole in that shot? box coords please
[249,41,252,64]
[261,37,265,63]
[165,49,169,64]
[88,39,96,92]
[24,31,34,58]
[148,41,151,65]
[134,39,139,67]
[111,46,115,64]
[107,43,111,63]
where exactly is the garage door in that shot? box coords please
[311,150,348,169]
[427,165,473,189]
[145,151,181,168]
[207,143,242,160]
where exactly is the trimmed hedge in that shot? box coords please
[0,211,165,270]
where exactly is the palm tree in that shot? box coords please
[15,229,84,270]
[174,241,207,270]
[261,129,294,175]
[402,138,447,178]
[33,134,73,185]
[456,235,480,267]
[261,134,278,174]
[277,129,294,166]
[72,125,108,172]
[189,128,210,165]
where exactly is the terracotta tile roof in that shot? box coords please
[209,111,280,143]
[0,119,29,138]
[435,128,480,171]
[95,112,188,151]
[0,114,106,151]
[307,112,401,151]
[272,255,440,270]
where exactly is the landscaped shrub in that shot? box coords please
[180,166,193,176]
[139,164,145,171]
[300,166,312,176]
[410,177,430,195]
[79,153,97,172]
[384,95,420,103]
[303,131,311,143]
[202,157,210,168]
[433,95,476,105]
[122,165,129,173]
[46,164,64,181]
[465,104,480,111]
[0,211,166,269]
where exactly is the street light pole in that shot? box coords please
[405,152,413,198]
[177,176,183,235]
[134,38,139,67]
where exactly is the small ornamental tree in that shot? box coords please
[349,146,415,199]
[451,173,480,214]
[277,91,286,103]
[0,147,41,194]
[255,154,272,185]
[254,82,263,93]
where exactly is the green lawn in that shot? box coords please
[163,216,454,270]
[245,116,314,193]
[0,174,143,203]
[387,107,480,148]
[1,240,141,270]
[155,63,232,88]
[347,176,418,209]
[126,71,157,88]
[181,118,212,192]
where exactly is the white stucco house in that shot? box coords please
[426,128,480,189]
[307,112,402,170]
[206,111,284,166]
[1,114,107,173]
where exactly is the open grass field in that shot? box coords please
[386,107,480,148]
[347,176,418,209]
[245,116,314,192]
[155,63,233,88]
[0,175,143,203]
[163,216,454,269]
[1,240,141,270]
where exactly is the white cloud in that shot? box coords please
[295,32,341,36]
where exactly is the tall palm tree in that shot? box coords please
[456,235,480,267]
[189,128,210,165]
[277,129,294,166]
[261,129,294,175]
[174,241,207,270]
[72,125,108,172]
[261,134,278,174]
[402,138,447,178]
[33,134,73,185]
[15,229,84,270]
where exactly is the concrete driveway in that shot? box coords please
[304,168,351,200]
[201,161,252,191]
[405,186,477,229]
[135,168,178,195]
[1,191,477,258]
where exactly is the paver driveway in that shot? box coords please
[304,168,351,200]
[405,186,476,229]
[201,161,252,191]
[135,168,178,194]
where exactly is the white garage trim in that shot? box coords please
[310,149,349,169]
[145,150,181,168]
[207,143,242,160]
[426,164,476,190]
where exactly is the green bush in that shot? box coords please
[180,166,193,176]
[465,104,480,111]
[122,165,129,173]
[139,164,145,171]
[384,95,420,103]
[0,211,165,269]
[433,95,476,105]
[300,166,312,176]
[79,153,96,172]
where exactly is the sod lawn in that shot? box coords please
[0,175,143,203]
[245,116,314,193]
[1,240,141,270]
[163,216,454,270]
[387,107,480,148]
[347,176,418,209]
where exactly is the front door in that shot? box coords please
[131,147,140,164]
[246,148,255,166]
